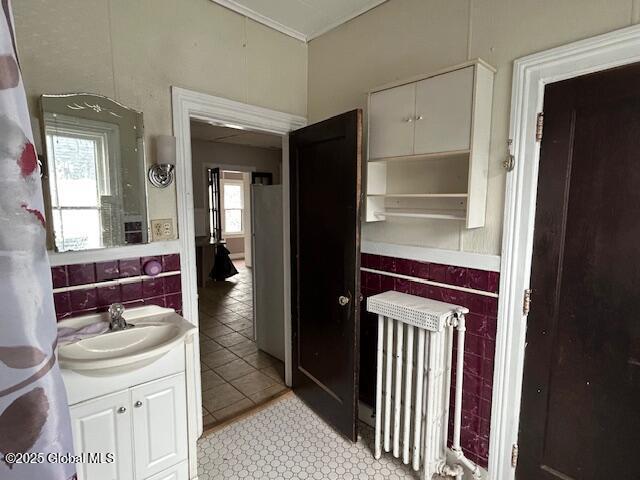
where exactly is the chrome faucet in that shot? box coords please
[108,303,131,331]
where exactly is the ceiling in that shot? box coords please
[211,0,388,42]
[190,120,282,149]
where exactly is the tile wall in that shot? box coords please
[360,253,499,468]
[52,253,182,321]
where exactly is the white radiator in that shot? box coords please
[367,291,480,480]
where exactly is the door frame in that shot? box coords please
[171,87,306,439]
[492,24,640,480]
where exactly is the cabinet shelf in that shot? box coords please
[367,193,468,198]
[365,59,495,228]
[373,209,466,221]
[368,149,470,163]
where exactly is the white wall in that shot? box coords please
[190,140,281,209]
[13,0,307,241]
[191,139,282,265]
[308,0,640,255]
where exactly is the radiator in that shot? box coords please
[367,291,480,480]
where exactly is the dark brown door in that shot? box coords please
[289,110,362,441]
[519,63,640,479]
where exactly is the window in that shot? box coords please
[207,168,221,240]
[222,179,244,235]
[46,125,111,251]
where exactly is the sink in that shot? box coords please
[57,305,195,373]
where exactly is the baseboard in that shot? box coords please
[358,400,375,428]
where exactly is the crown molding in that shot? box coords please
[210,0,307,42]
[210,0,390,43]
[306,0,388,41]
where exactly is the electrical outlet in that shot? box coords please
[151,219,174,241]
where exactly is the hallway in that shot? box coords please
[198,261,288,429]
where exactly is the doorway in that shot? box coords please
[517,63,640,479]
[172,88,307,444]
[189,120,289,429]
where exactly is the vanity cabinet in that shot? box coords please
[69,390,133,480]
[366,60,495,228]
[132,374,188,479]
[70,373,188,480]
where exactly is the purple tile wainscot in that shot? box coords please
[51,254,182,320]
[96,261,119,282]
[361,254,499,468]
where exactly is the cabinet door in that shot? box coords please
[70,390,133,480]
[145,460,188,480]
[132,373,188,479]
[369,83,416,159]
[414,66,474,154]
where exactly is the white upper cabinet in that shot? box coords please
[365,60,495,228]
[413,66,474,154]
[368,82,416,159]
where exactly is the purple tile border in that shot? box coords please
[69,288,97,312]
[162,254,180,272]
[363,254,499,294]
[361,253,500,468]
[67,263,96,286]
[96,261,119,282]
[51,266,68,289]
[119,258,141,278]
[52,254,182,321]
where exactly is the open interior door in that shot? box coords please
[289,110,362,441]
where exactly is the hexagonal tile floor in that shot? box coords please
[198,393,419,480]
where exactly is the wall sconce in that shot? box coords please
[148,135,176,188]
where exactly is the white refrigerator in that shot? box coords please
[251,184,284,361]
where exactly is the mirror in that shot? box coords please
[40,94,148,252]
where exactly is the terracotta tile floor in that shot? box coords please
[199,261,288,429]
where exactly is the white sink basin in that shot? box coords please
[57,306,195,373]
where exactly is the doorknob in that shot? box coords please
[338,295,350,306]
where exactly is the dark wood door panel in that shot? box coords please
[290,110,362,441]
[519,63,640,480]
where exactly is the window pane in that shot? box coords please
[54,209,102,252]
[225,209,242,233]
[223,184,243,209]
[50,134,99,207]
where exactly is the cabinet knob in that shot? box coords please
[416,115,424,120]
[405,116,413,123]
[117,407,127,414]
[134,401,143,408]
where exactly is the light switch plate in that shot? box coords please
[151,219,174,241]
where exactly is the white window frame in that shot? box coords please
[44,113,123,251]
[220,178,245,236]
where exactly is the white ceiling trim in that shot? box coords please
[209,0,388,43]
[210,0,307,42]
[306,0,388,41]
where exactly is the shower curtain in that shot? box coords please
[0,2,76,479]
